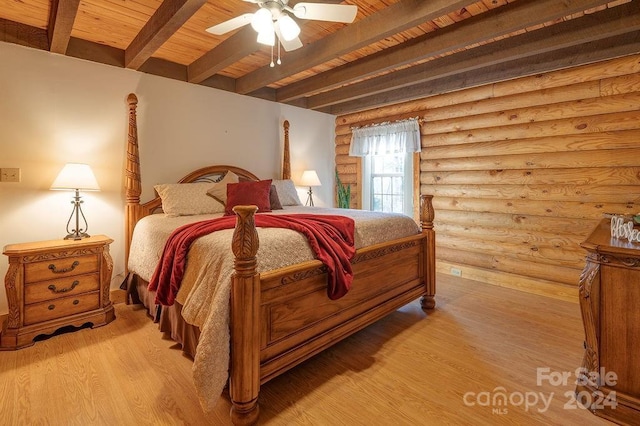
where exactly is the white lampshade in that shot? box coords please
[257,27,276,46]
[51,163,100,191]
[251,8,273,33]
[300,170,321,187]
[278,15,300,41]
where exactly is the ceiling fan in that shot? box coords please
[206,1,358,53]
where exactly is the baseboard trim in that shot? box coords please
[436,261,578,303]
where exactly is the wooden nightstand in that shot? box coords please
[1,235,115,350]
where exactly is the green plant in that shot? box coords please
[335,169,351,208]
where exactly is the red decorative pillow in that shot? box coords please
[225,179,273,215]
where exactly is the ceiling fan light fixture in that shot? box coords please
[251,7,273,33]
[257,27,276,46]
[278,14,300,41]
[205,1,359,57]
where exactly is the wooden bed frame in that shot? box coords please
[123,93,436,425]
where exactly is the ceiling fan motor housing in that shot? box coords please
[258,1,288,19]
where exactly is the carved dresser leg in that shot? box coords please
[421,295,436,310]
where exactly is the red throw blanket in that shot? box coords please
[148,214,356,305]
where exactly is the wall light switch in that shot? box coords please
[0,168,21,182]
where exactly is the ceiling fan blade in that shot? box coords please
[280,35,303,52]
[274,22,303,51]
[205,13,254,35]
[293,3,357,23]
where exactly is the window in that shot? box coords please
[349,118,420,218]
[362,152,414,216]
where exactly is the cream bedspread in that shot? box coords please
[127,206,420,411]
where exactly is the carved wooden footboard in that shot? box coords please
[229,196,435,424]
[124,94,435,425]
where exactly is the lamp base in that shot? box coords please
[306,187,314,207]
[63,189,92,241]
[64,232,90,241]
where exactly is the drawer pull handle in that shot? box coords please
[49,260,79,274]
[73,300,79,305]
[48,280,79,294]
[48,304,55,310]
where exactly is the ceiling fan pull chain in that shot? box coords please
[270,43,275,67]
[277,42,282,65]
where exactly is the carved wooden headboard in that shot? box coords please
[123,93,292,267]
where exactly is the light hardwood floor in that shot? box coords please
[0,274,612,425]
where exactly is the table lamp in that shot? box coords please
[300,170,321,206]
[50,163,100,240]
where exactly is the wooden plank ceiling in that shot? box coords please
[0,0,637,114]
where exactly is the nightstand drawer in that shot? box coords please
[24,273,100,304]
[23,292,100,325]
[24,254,98,283]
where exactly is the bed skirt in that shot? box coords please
[122,273,200,358]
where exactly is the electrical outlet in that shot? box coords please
[450,267,462,277]
[0,168,20,182]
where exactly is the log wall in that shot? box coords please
[335,53,640,302]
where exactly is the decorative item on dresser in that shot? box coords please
[1,235,115,350]
[577,218,640,424]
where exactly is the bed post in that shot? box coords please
[229,205,261,426]
[282,120,291,180]
[420,194,436,310]
[125,93,142,272]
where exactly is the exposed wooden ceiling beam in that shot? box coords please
[125,0,208,70]
[66,37,125,67]
[234,0,471,95]
[307,2,640,109]
[324,31,640,115]
[200,74,237,92]
[278,0,617,103]
[140,57,188,81]
[188,26,260,84]
[47,0,81,54]
[0,18,48,50]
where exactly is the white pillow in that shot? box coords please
[154,182,224,216]
[206,170,240,204]
[272,179,302,206]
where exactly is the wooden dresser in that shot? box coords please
[1,235,115,350]
[577,219,640,424]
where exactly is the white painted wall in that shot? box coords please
[0,41,336,315]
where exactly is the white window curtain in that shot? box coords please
[349,118,421,157]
